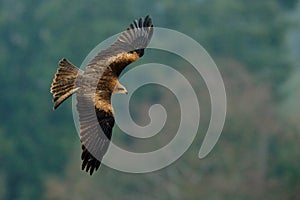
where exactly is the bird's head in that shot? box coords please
[113,81,128,95]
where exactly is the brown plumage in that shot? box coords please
[50,15,153,175]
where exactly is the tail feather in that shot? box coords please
[50,58,83,110]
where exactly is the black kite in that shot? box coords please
[50,16,153,175]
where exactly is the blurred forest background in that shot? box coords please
[1,0,300,199]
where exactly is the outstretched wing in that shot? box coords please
[86,15,153,76]
[77,94,114,175]
[76,16,153,175]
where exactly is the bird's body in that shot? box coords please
[50,16,153,175]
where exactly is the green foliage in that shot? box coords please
[155,0,294,88]
[0,0,299,199]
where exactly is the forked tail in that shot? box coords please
[50,58,83,110]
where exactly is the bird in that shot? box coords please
[50,15,153,175]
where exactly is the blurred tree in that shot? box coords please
[0,0,299,199]
[277,0,299,9]
[155,0,296,93]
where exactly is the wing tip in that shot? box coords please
[128,15,153,30]
[81,145,101,176]
[144,15,153,27]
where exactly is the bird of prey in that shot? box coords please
[50,16,153,175]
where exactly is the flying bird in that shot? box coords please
[50,16,153,175]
